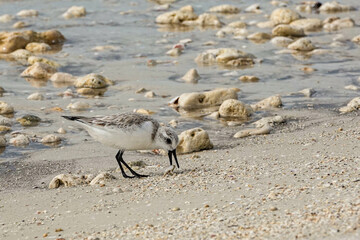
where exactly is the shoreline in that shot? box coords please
[1,108,359,239]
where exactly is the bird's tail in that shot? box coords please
[62,116,83,121]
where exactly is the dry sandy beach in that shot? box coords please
[1,109,360,239]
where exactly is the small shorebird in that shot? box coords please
[62,113,179,178]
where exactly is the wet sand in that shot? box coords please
[1,109,360,239]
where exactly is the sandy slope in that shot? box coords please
[0,109,359,239]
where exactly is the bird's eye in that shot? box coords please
[166,138,172,145]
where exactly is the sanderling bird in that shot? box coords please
[62,113,179,178]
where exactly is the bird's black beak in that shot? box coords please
[168,149,180,168]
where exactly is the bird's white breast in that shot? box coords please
[79,121,157,150]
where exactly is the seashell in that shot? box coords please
[90,172,116,186]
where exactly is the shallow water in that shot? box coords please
[0,0,360,158]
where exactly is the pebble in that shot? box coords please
[253,115,286,128]
[288,38,315,51]
[57,128,67,134]
[50,72,76,83]
[41,134,61,144]
[233,124,272,138]
[257,21,275,28]
[9,134,30,146]
[0,136,6,147]
[298,88,316,97]
[112,187,123,193]
[272,24,305,37]
[271,36,294,47]
[301,66,316,73]
[168,119,178,128]
[0,14,14,23]
[9,49,32,61]
[20,62,56,79]
[0,101,14,114]
[239,75,259,82]
[62,6,86,19]
[247,32,271,42]
[171,207,180,211]
[144,91,156,98]
[251,95,282,110]
[339,97,360,113]
[27,56,60,69]
[269,206,278,211]
[290,18,323,31]
[245,4,261,13]
[352,35,360,44]
[0,116,13,126]
[176,128,213,154]
[13,21,28,29]
[171,88,239,110]
[270,8,300,25]
[134,109,155,115]
[135,88,147,94]
[91,45,119,52]
[27,92,44,100]
[344,85,359,91]
[16,114,41,126]
[319,1,355,12]
[323,17,355,31]
[0,125,11,133]
[16,9,39,17]
[152,4,170,11]
[67,101,90,111]
[181,68,200,83]
[209,5,240,14]
[163,165,175,176]
[25,42,51,53]
[166,48,182,57]
[219,99,253,118]
[74,73,111,89]
[155,6,197,24]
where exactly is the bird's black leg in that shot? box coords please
[115,150,134,178]
[120,159,149,178]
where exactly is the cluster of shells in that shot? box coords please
[153,1,360,143]
[0,6,112,151]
